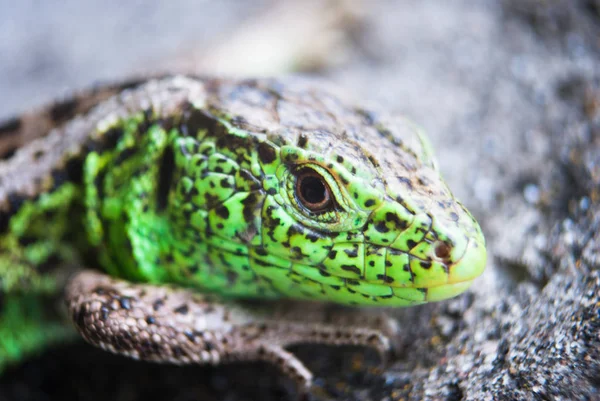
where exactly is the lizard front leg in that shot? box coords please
[64,270,397,392]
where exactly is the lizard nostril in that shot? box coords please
[434,241,451,260]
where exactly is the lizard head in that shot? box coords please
[256,117,486,306]
[183,78,487,306]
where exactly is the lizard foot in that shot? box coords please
[65,270,396,394]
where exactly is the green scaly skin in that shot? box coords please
[0,76,486,378]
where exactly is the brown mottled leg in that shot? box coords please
[65,270,395,392]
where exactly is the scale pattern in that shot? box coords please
[0,76,486,307]
[0,76,487,378]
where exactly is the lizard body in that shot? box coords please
[0,76,486,390]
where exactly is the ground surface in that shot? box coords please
[0,1,599,400]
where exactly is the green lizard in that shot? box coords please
[0,76,486,390]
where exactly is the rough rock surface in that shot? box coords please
[0,1,598,400]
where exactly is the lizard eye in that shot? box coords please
[295,168,333,213]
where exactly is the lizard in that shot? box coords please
[0,75,487,392]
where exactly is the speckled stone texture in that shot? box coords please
[0,1,598,400]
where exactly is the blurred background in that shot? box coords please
[0,1,599,400]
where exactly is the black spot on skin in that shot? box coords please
[152,299,165,311]
[419,261,432,270]
[376,274,394,283]
[368,260,375,267]
[37,253,65,274]
[171,346,185,358]
[344,246,359,258]
[215,205,230,219]
[406,239,417,249]
[254,247,268,256]
[0,212,9,234]
[266,188,277,195]
[93,287,107,296]
[174,304,189,315]
[184,108,217,137]
[33,149,45,160]
[140,109,154,132]
[253,258,272,267]
[102,127,124,151]
[138,339,161,359]
[50,168,69,191]
[297,134,308,148]
[257,142,277,164]
[305,232,321,242]
[336,155,344,163]
[156,147,175,211]
[290,246,306,259]
[100,306,110,321]
[318,269,331,277]
[397,176,413,190]
[7,193,27,212]
[385,212,408,230]
[220,177,233,189]
[64,156,85,184]
[341,265,361,275]
[146,316,156,324]
[230,114,250,126]
[119,297,131,310]
[204,193,220,208]
[364,199,376,208]
[286,224,304,238]
[226,270,239,284]
[374,221,389,233]
[216,134,247,155]
[113,146,138,167]
[183,330,195,342]
[328,250,338,259]
[241,192,260,223]
[367,154,380,169]
[18,235,37,246]
[50,98,78,123]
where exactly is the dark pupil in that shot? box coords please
[300,175,326,205]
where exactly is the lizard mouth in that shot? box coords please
[349,236,487,306]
